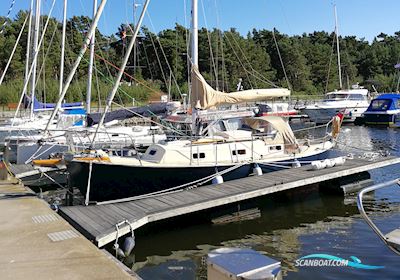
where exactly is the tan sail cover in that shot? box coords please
[243,116,298,146]
[191,66,290,110]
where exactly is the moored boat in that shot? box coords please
[67,115,341,202]
[301,86,370,124]
[362,94,400,127]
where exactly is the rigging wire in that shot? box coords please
[83,56,145,106]
[0,11,29,85]
[94,59,102,111]
[213,0,227,91]
[325,30,337,93]
[272,29,291,91]
[94,52,162,96]
[144,14,184,99]
[228,32,278,88]
[223,33,254,89]
[35,15,60,95]
[0,0,16,35]
[140,40,154,80]
[200,0,218,89]
[143,21,169,95]
[12,0,57,124]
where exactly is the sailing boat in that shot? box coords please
[66,0,339,202]
[67,73,339,201]
[301,5,370,124]
[0,0,87,138]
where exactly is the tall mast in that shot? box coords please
[90,0,150,146]
[58,0,67,96]
[334,4,342,89]
[30,0,41,119]
[44,0,107,133]
[191,0,198,67]
[133,0,139,76]
[86,0,97,114]
[190,0,198,133]
[24,0,34,88]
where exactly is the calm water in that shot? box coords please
[129,126,400,279]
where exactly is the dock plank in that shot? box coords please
[59,156,400,248]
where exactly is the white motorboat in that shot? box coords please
[301,86,370,124]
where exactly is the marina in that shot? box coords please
[1,0,400,279]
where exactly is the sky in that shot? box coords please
[1,0,399,42]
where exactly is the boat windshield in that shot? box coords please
[369,99,392,111]
[325,94,349,100]
[348,94,367,100]
[325,93,366,101]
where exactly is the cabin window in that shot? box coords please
[149,149,157,156]
[269,145,282,151]
[326,94,349,100]
[370,99,391,111]
[111,134,119,137]
[193,153,205,159]
[348,94,366,100]
[232,149,246,155]
[223,118,242,131]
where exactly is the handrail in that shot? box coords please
[357,179,400,255]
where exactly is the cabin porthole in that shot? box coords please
[193,153,205,159]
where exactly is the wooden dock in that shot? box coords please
[0,179,137,279]
[59,156,400,248]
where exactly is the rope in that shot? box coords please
[0,0,16,35]
[83,56,142,105]
[2,160,14,177]
[94,52,162,96]
[85,161,93,206]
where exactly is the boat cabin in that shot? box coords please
[363,94,400,126]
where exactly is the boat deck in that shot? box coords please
[59,156,400,248]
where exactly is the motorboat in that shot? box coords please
[361,93,400,127]
[301,86,370,124]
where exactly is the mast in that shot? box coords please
[58,0,67,96]
[334,4,342,89]
[190,0,198,133]
[24,0,34,89]
[133,0,140,76]
[90,0,150,146]
[86,0,97,114]
[30,0,41,119]
[44,0,107,133]
[191,0,198,67]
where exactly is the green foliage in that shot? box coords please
[1,11,400,106]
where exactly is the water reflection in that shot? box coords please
[132,126,400,279]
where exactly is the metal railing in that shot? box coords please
[357,179,400,255]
